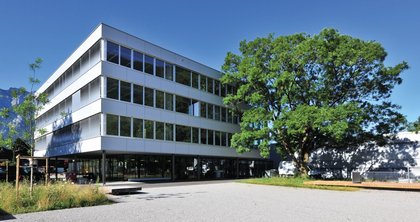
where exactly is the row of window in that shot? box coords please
[106,41,236,97]
[106,114,233,147]
[106,77,240,124]
[45,41,101,101]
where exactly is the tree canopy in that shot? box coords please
[407,117,420,133]
[221,29,408,175]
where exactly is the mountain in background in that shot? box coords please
[0,88,28,143]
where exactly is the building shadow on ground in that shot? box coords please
[0,208,16,220]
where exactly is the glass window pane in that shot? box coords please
[165,123,174,141]
[133,84,143,105]
[106,114,118,136]
[200,102,207,118]
[133,118,143,138]
[145,55,154,75]
[156,121,164,140]
[156,59,164,78]
[207,78,214,94]
[145,87,154,107]
[192,72,199,89]
[200,129,207,144]
[221,84,227,97]
[156,90,164,109]
[190,100,199,116]
[233,114,239,124]
[107,78,119,100]
[120,81,131,102]
[145,120,154,139]
[175,66,190,86]
[221,107,227,122]
[214,105,221,121]
[207,104,214,120]
[192,127,199,144]
[176,95,190,114]
[176,125,191,143]
[207,130,214,145]
[215,131,221,146]
[215,80,220,96]
[221,132,227,146]
[120,46,131,68]
[200,75,207,91]
[120,116,131,137]
[165,62,173,80]
[165,93,173,111]
[107,41,119,64]
[228,133,232,147]
[133,51,144,72]
[228,109,233,123]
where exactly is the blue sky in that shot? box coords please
[0,0,419,121]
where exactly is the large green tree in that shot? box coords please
[407,116,420,133]
[222,29,408,175]
[0,58,48,157]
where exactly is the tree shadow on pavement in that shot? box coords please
[0,208,16,220]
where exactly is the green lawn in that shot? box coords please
[0,181,111,215]
[239,177,359,191]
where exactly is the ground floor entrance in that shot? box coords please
[52,153,272,183]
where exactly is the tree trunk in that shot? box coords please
[295,149,310,177]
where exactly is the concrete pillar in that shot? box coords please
[171,154,175,181]
[102,151,106,185]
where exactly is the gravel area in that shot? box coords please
[10,182,420,222]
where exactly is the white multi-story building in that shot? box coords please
[34,24,268,182]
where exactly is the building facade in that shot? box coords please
[34,24,269,182]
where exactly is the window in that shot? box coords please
[200,102,207,118]
[165,62,173,80]
[133,51,144,72]
[200,76,207,91]
[120,116,131,137]
[214,80,220,96]
[145,87,154,107]
[144,120,154,139]
[214,105,221,121]
[221,84,227,97]
[120,81,131,102]
[228,110,233,123]
[221,132,227,146]
[155,90,164,109]
[221,107,227,122]
[175,66,190,86]
[176,95,190,114]
[228,133,232,147]
[107,41,119,64]
[207,130,214,145]
[176,125,191,143]
[200,129,207,144]
[215,131,221,146]
[165,93,173,111]
[145,55,154,75]
[155,121,164,140]
[156,59,164,78]
[133,84,143,105]
[192,127,199,144]
[133,118,143,138]
[106,114,118,136]
[107,78,119,100]
[207,78,214,94]
[165,123,174,141]
[233,114,239,124]
[190,100,200,116]
[207,104,214,120]
[192,72,199,89]
[120,46,131,68]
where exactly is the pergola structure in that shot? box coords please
[15,155,49,196]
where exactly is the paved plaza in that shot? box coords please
[10,181,420,222]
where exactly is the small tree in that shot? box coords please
[0,58,48,158]
[407,117,420,134]
[222,29,408,175]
